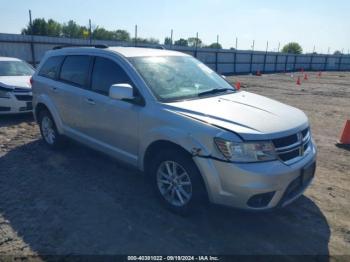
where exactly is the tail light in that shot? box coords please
[30,77,33,85]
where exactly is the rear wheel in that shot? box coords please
[150,149,207,215]
[38,110,64,149]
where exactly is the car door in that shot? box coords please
[56,55,92,131]
[80,56,141,166]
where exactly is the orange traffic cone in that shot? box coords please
[339,120,350,145]
[304,73,308,80]
[318,72,322,77]
[235,81,241,90]
[256,70,262,76]
[296,76,301,85]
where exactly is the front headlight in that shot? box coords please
[214,138,277,162]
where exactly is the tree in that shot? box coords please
[62,20,83,38]
[22,18,48,36]
[333,50,342,55]
[21,18,132,41]
[281,42,303,54]
[46,19,62,36]
[132,37,159,45]
[113,30,130,41]
[174,38,188,47]
[92,27,113,40]
[206,43,222,49]
[164,37,172,45]
[187,37,203,48]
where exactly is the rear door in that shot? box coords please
[80,56,141,165]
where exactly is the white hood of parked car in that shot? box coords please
[0,76,32,90]
[166,91,308,140]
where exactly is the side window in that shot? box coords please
[60,56,91,87]
[91,57,132,95]
[38,56,64,79]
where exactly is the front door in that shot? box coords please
[80,56,141,166]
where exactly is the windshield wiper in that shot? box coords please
[197,88,234,97]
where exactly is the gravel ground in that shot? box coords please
[0,72,349,258]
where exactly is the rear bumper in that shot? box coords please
[0,92,33,114]
[193,141,317,210]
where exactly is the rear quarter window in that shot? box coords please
[38,56,64,79]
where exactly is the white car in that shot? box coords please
[0,57,34,114]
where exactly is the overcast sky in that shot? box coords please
[1,0,349,53]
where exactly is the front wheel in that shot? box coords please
[150,149,207,215]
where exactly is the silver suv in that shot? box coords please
[32,46,317,214]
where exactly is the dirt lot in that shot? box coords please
[0,72,349,258]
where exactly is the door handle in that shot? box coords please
[85,98,96,105]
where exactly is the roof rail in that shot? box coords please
[52,44,109,50]
[134,45,166,50]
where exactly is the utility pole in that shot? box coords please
[277,42,280,52]
[28,10,35,67]
[195,32,199,57]
[263,41,269,73]
[252,40,255,51]
[134,25,137,46]
[170,29,173,48]
[216,34,219,48]
[235,37,238,50]
[89,19,92,45]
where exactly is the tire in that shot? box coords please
[150,149,207,215]
[38,109,64,149]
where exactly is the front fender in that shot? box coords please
[34,94,64,134]
[138,126,211,171]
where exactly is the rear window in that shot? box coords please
[59,56,91,87]
[39,56,64,79]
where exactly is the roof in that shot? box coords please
[107,47,188,58]
[0,57,22,62]
[49,46,188,58]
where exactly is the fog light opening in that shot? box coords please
[247,191,275,208]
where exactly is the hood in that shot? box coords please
[0,76,32,90]
[165,91,308,140]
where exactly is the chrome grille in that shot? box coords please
[273,128,311,164]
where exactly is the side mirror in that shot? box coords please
[109,83,134,100]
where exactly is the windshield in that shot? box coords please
[0,61,34,76]
[129,56,235,102]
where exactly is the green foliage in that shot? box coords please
[114,30,130,41]
[174,38,188,47]
[133,37,159,45]
[281,42,303,54]
[187,37,203,48]
[164,37,172,45]
[62,20,82,38]
[206,43,222,49]
[22,18,49,35]
[21,18,131,42]
[46,19,62,37]
[333,50,342,55]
